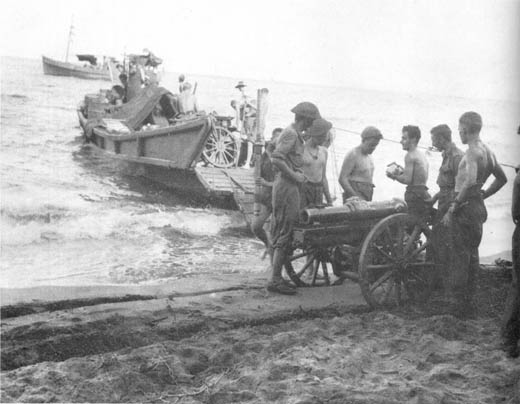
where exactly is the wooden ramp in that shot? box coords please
[195,167,256,224]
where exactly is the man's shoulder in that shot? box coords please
[281,125,297,136]
[466,143,487,160]
[277,126,298,143]
[413,148,428,161]
[450,144,464,157]
[344,146,360,159]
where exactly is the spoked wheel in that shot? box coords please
[202,126,239,168]
[284,247,335,287]
[359,213,435,308]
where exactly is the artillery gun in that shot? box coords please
[285,198,436,308]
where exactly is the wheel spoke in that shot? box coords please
[221,152,230,165]
[373,244,395,263]
[366,263,395,271]
[405,261,435,269]
[408,271,428,285]
[295,256,316,277]
[321,261,330,285]
[408,240,430,259]
[396,225,405,257]
[290,250,315,261]
[311,260,319,285]
[369,269,395,294]
[382,228,398,257]
[404,225,421,254]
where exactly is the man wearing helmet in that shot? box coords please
[268,102,320,295]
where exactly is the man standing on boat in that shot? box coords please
[269,102,320,295]
[441,112,507,316]
[301,118,333,208]
[179,82,199,114]
[387,125,431,222]
[339,126,383,202]
[232,81,257,167]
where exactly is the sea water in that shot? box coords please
[1,56,518,288]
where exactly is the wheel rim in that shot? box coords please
[284,248,333,287]
[359,213,435,308]
[202,126,239,168]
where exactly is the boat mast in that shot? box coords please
[65,16,74,62]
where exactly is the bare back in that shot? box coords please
[455,141,496,192]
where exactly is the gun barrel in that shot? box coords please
[301,198,407,225]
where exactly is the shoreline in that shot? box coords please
[1,265,518,403]
[0,249,512,309]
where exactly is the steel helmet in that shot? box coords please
[290,102,321,119]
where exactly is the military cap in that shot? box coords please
[361,126,383,140]
[291,102,321,119]
[307,118,332,138]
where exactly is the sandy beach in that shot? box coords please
[1,264,519,404]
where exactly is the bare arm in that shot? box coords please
[454,148,478,204]
[482,160,507,200]
[322,149,332,205]
[271,158,305,183]
[339,152,359,197]
[394,154,414,185]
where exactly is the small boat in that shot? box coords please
[42,22,118,81]
[42,54,117,81]
[77,84,257,224]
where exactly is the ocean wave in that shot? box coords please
[0,205,235,247]
[2,93,29,101]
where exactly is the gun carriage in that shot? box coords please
[285,198,436,308]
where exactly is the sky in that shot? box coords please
[1,0,519,101]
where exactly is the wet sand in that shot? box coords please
[1,266,519,403]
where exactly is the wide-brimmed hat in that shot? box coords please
[235,81,246,89]
[361,126,383,140]
[290,102,321,120]
[306,118,332,138]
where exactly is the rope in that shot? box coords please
[333,126,517,170]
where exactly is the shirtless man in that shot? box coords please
[387,125,431,221]
[269,102,320,295]
[301,118,333,209]
[442,111,507,316]
[179,82,199,114]
[339,126,383,202]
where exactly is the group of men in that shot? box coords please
[253,103,510,324]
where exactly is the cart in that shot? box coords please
[284,198,436,308]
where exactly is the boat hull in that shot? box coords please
[42,56,112,81]
[77,108,256,224]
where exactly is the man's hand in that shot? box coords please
[386,172,395,180]
[425,196,438,206]
[293,172,306,183]
[441,205,456,227]
[255,177,270,187]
